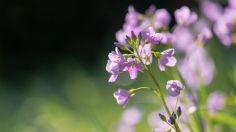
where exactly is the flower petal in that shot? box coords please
[108,74,118,82]
[166,56,177,67]
[128,65,138,79]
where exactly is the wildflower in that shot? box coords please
[160,32,175,44]
[106,61,119,82]
[213,4,236,46]
[115,5,142,45]
[213,19,232,46]
[108,47,125,63]
[174,6,198,25]
[115,30,130,47]
[193,19,212,43]
[166,80,184,97]
[145,27,163,44]
[113,88,130,105]
[208,91,225,112]
[123,58,144,79]
[200,1,223,22]
[138,44,153,65]
[197,27,212,42]
[172,26,195,53]
[106,48,125,82]
[178,47,215,89]
[125,5,140,27]
[154,9,171,29]
[158,48,177,71]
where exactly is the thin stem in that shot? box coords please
[176,68,205,132]
[174,96,179,112]
[131,87,151,93]
[134,47,181,132]
[149,70,181,132]
[135,86,151,90]
[130,87,152,97]
[165,121,176,130]
[134,47,159,94]
[127,48,134,54]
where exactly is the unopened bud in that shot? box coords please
[177,106,182,117]
[158,113,166,122]
[172,112,177,120]
[168,116,175,124]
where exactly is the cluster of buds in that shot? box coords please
[159,106,181,125]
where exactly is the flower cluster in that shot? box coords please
[108,29,182,106]
[106,1,234,131]
[107,29,177,83]
[106,5,186,132]
[201,0,236,46]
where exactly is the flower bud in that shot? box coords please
[113,88,130,105]
[158,113,167,122]
[168,116,175,125]
[171,112,177,120]
[166,80,184,97]
[177,106,182,117]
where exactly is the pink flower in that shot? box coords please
[154,9,171,29]
[113,89,130,105]
[166,80,184,97]
[138,44,153,65]
[123,58,144,80]
[158,48,177,71]
[174,6,198,25]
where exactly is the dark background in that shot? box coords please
[0,0,197,84]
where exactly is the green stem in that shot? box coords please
[149,71,181,132]
[134,47,181,132]
[130,87,151,94]
[176,69,205,132]
[135,86,150,90]
[174,96,179,112]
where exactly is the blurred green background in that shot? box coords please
[1,0,236,131]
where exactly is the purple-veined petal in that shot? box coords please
[128,65,138,79]
[166,56,177,67]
